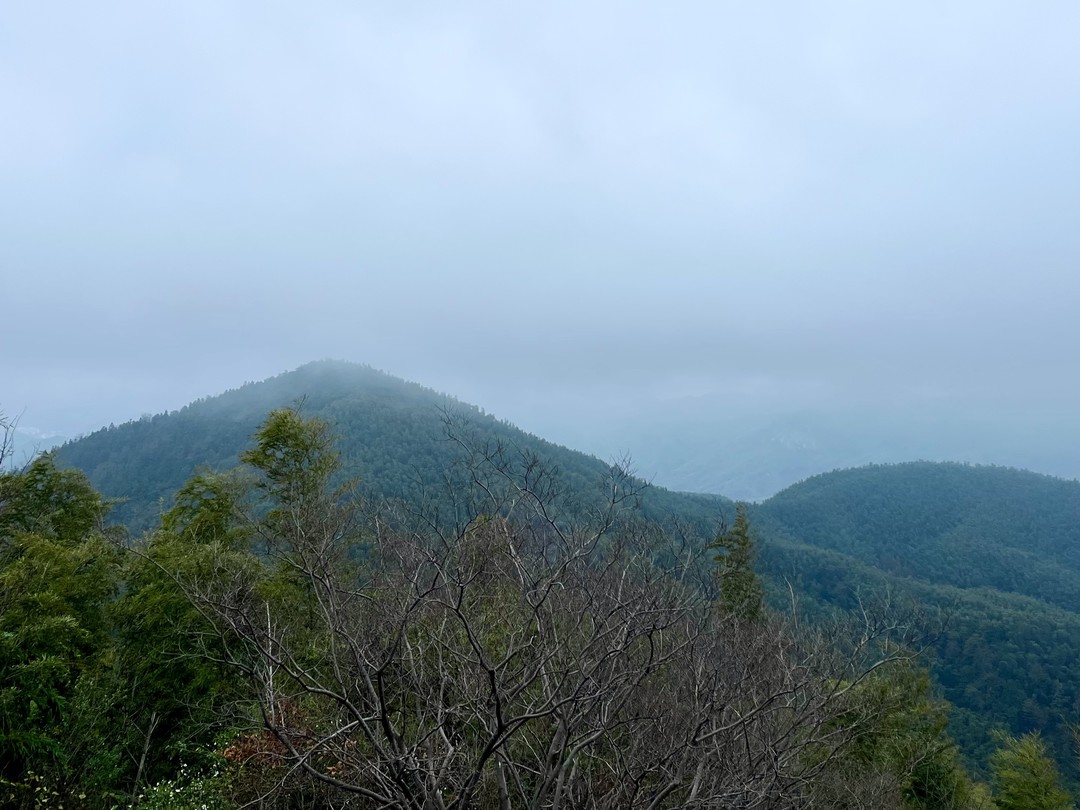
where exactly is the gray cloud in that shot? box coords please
[4,2,1080,463]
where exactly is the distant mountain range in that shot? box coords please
[565,402,1080,502]
[53,360,1080,779]
[9,425,68,462]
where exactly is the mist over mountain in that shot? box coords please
[55,360,728,533]
[555,396,1080,502]
[9,425,68,463]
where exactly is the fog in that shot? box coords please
[5,2,1080,493]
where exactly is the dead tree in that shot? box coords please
[152,409,940,808]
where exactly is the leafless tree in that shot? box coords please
[155,410,941,809]
[0,410,16,470]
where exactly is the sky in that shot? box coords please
[5,2,1080,467]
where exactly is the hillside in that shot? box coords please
[56,360,728,533]
[54,362,1080,780]
[754,464,1080,777]
[757,462,1080,613]
[756,530,1080,776]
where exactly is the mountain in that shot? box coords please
[9,425,68,464]
[757,462,1080,613]
[754,463,1080,776]
[53,361,1080,779]
[55,360,728,533]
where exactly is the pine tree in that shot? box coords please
[709,503,763,621]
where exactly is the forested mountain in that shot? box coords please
[56,360,728,533]
[756,530,1080,781]
[7,409,1006,808]
[50,361,1080,788]
[752,464,1080,779]
[758,462,1080,613]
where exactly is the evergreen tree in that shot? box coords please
[990,731,1075,810]
[709,502,763,620]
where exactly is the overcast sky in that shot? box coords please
[5,2,1080,446]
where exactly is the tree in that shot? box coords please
[990,731,1074,810]
[0,455,125,807]
[812,660,986,809]
[146,408,959,808]
[111,469,251,801]
[0,411,14,470]
[709,502,764,621]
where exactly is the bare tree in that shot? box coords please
[151,409,944,809]
[0,410,16,470]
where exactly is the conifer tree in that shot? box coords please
[709,503,763,620]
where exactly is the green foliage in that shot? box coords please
[709,503,763,620]
[45,362,1080,788]
[754,463,1080,781]
[133,760,231,809]
[0,457,125,807]
[990,731,1074,810]
[240,406,340,501]
[0,454,110,543]
[161,471,250,548]
[851,664,982,809]
[0,454,249,806]
[145,408,363,806]
[113,464,267,798]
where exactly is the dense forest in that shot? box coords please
[752,464,1080,774]
[56,361,729,535]
[4,360,1075,805]
[2,407,1032,809]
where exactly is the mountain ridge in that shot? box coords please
[51,360,1080,779]
[55,360,730,533]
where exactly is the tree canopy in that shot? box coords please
[0,408,1008,807]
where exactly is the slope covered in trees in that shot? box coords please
[754,465,1080,780]
[49,362,1080,788]
[4,409,1004,807]
[756,462,1080,613]
[56,360,728,533]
